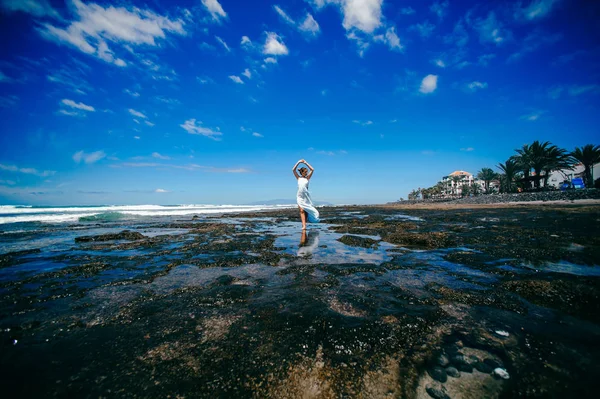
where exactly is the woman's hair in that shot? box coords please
[298,167,308,176]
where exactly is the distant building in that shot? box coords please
[441,171,474,196]
[546,162,600,188]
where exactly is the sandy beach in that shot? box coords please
[1,203,599,398]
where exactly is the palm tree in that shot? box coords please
[460,183,471,197]
[477,167,498,193]
[542,145,572,188]
[571,144,600,188]
[497,159,519,193]
[513,141,569,189]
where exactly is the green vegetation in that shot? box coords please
[407,141,598,199]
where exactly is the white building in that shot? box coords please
[441,171,475,196]
[546,162,600,188]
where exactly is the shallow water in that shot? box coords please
[0,206,599,398]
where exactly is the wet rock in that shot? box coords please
[426,385,451,399]
[455,363,473,373]
[483,358,503,369]
[427,366,448,383]
[75,230,145,243]
[337,235,379,249]
[474,361,494,373]
[435,353,450,367]
[383,231,453,249]
[450,354,466,365]
[493,368,510,380]
[445,366,460,378]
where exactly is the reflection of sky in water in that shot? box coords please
[521,260,600,276]
[384,213,424,222]
[271,222,394,264]
[0,259,69,281]
[149,263,292,294]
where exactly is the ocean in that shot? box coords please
[0,204,296,225]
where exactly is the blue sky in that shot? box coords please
[0,0,598,205]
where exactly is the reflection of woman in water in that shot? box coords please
[292,159,320,230]
[298,230,320,257]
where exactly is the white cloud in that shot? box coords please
[430,1,449,20]
[547,86,563,99]
[274,5,295,25]
[466,81,488,92]
[473,12,512,45]
[73,150,106,164]
[48,65,91,95]
[215,36,231,52]
[477,53,496,66]
[353,120,373,126]
[155,188,169,193]
[180,119,222,140]
[419,74,438,94]
[128,108,147,118]
[242,68,252,79]
[229,75,244,84]
[152,152,169,160]
[0,163,55,177]
[341,0,383,34]
[507,29,562,63]
[0,179,16,185]
[515,0,561,21]
[61,98,95,111]
[197,76,214,84]
[264,57,277,64]
[300,14,320,35]
[58,109,80,117]
[38,0,185,66]
[0,0,60,18]
[443,20,469,47]
[124,89,140,97]
[201,0,227,22]
[460,147,475,152]
[252,132,263,138]
[0,95,18,108]
[263,32,289,55]
[241,35,252,47]
[316,149,347,156]
[520,111,545,121]
[346,31,371,57]
[0,70,13,83]
[374,26,403,51]
[568,85,600,96]
[433,59,446,68]
[134,136,141,139]
[145,121,155,127]
[409,21,435,38]
[400,7,416,15]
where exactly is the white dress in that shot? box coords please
[297,177,320,223]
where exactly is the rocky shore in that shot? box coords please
[1,204,599,398]
[395,188,600,206]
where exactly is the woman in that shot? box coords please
[292,159,320,229]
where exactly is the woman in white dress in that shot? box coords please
[292,159,320,229]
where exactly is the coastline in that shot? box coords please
[1,202,599,397]
[380,198,600,210]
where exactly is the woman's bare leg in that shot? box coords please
[299,207,307,230]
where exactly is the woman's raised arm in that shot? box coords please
[304,160,315,179]
[292,160,301,179]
